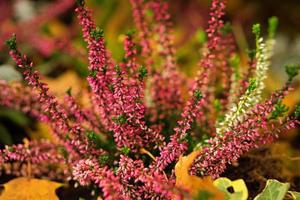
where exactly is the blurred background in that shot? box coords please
[0,0,299,153]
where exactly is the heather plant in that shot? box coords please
[0,0,299,199]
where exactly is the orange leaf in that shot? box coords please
[175,151,225,200]
[0,177,62,200]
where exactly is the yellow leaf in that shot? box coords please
[46,21,68,37]
[43,71,83,97]
[175,151,225,200]
[0,177,62,200]
[44,71,91,107]
[28,122,53,140]
[213,177,248,200]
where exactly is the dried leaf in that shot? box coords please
[175,150,225,199]
[0,177,62,200]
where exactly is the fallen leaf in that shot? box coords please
[0,177,62,200]
[213,177,248,200]
[175,150,225,200]
[43,71,83,97]
[254,179,290,200]
[289,191,300,200]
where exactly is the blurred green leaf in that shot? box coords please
[213,177,248,200]
[289,191,300,200]
[0,123,13,145]
[0,108,30,126]
[254,179,290,200]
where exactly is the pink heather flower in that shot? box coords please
[1,0,299,199]
[147,0,184,118]
[129,0,152,59]
[0,81,42,118]
[73,158,129,200]
[118,155,177,199]
[0,0,74,56]
[8,41,106,157]
[1,140,63,164]
[190,86,299,178]
[76,4,115,130]
[153,0,227,171]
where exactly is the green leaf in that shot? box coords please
[213,177,248,200]
[0,108,30,126]
[268,16,278,39]
[0,123,13,145]
[220,22,232,36]
[285,64,300,82]
[254,179,290,200]
[289,191,300,200]
[295,105,300,118]
[196,28,207,44]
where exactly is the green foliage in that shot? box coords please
[98,154,110,166]
[213,99,222,113]
[294,105,300,118]
[76,0,85,6]
[86,131,103,149]
[125,29,136,37]
[196,190,214,200]
[112,114,127,124]
[268,16,279,39]
[5,34,17,50]
[254,179,290,200]
[196,28,207,45]
[229,54,240,80]
[220,22,232,36]
[138,66,148,81]
[90,27,104,41]
[194,90,203,101]
[57,146,69,159]
[289,191,300,200]
[108,84,114,92]
[285,64,300,82]
[252,24,261,40]
[246,78,257,93]
[246,49,256,60]
[121,146,130,155]
[269,100,289,120]
[90,70,98,77]
[0,124,13,145]
[114,65,122,76]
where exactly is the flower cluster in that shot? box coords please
[1,0,299,199]
[0,0,77,57]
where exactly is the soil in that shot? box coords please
[222,145,300,199]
